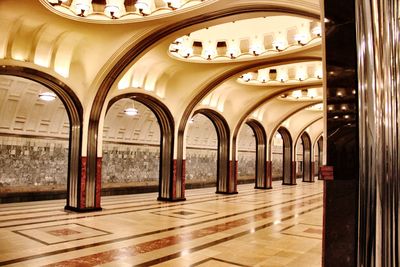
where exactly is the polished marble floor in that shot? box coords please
[0,180,323,267]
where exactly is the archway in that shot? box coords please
[245,119,269,189]
[277,127,294,185]
[295,137,303,181]
[300,132,313,182]
[102,99,160,195]
[187,109,231,194]
[185,113,218,189]
[106,93,174,201]
[315,135,323,179]
[0,67,83,210]
[237,123,256,186]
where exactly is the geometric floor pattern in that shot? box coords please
[0,180,323,266]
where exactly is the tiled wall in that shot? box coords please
[186,148,217,185]
[0,135,307,194]
[237,150,255,181]
[102,143,160,187]
[186,148,256,185]
[0,135,68,192]
[272,145,303,178]
[272,151,283,178]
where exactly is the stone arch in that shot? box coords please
[277,126,294,185]
[315,135,323,179]
[245,119,270,189]
[0,65,84,210]
[300,131,313,182]
[192,109,232,194]
[84,6,320,204]
[107,93,175,201]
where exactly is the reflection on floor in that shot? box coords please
[0,180,323,267]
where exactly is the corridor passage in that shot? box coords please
[0,181,323,267]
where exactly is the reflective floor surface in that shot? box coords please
[0,180,323,267]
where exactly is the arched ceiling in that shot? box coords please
[0,0,324,150]
[0,75,69,138]
[103,99,160,144]
[186,113,217,148]
[237,123,256,151]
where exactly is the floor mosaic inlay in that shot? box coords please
[0,181,323,267]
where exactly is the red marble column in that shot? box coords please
[291,161,297,185]
[169,159,186,201]
[225,160,238,194]
[181,159,186,199]
[234,160,238,192]
[95,157,102,208]
[266,160,273,188]
[172,159,177,199]
[80,156,87,209]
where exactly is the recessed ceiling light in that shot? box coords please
[38,92,57,101]
[124,107,138,116]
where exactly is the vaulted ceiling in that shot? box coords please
[0,0,324,150]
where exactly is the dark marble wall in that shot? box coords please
[102,143,160,187]
[0,136,68,192]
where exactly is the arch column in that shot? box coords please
[245,119,271,189]
[300,132,313,182]
[316,136,323,179]
[193,109,236,194]
[278,127,296,185]
[107,93,178,202]
[0,65,84,211]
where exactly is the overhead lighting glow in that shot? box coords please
[292,90,302,99]
[124,107,138,116]
[74,0,91,16]
[104,5,120,19]
[39,92,57,102]
[272,40,285,51]
[294,33,308,45]
[135,0,150,14]
[242,73,253,82]
[312,26,322,36]
[307,89,317,98]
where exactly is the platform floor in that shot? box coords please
[0,180,323,267]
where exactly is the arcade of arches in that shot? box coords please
[0,0,398,266]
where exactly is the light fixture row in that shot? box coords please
[280,89,321,100]
[169,25,321,61]
[47,0,200,19]
[240,65,323,84]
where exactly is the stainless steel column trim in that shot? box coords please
[355,0,400,265]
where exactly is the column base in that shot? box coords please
[157,197,186,202]
[302,180,315,183]
[282,183,297,186]
[64,206,102,213]
[254,186,273,190]
[216,191,238,195]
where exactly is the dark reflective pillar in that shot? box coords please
[323,0,359,266]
